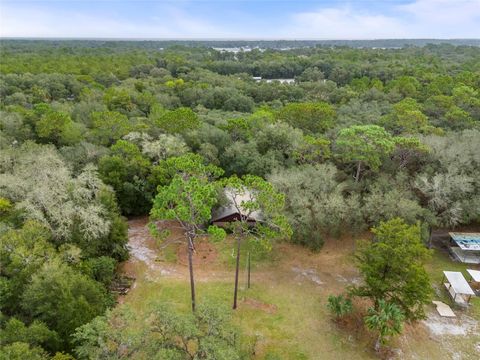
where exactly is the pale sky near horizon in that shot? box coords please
[1,0,479,39]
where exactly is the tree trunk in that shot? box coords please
[247,251,251,289]
[187,237,196,312]
[233,236,242,309]
[428,225,433,249]
[355,161,362,182]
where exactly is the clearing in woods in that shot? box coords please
[118,217,480,359]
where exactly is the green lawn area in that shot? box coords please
[123,275,374,359]
[120,231,480,360]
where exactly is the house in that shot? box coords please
[449,232,480,264]
[211,188,262,227]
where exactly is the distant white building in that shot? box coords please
[213,46,264,54]
[264,78,295,84]
[252,77,296,84]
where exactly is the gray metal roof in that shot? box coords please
[211,188,262,222]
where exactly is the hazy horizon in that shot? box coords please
[1,0,479,39]
[1,37,480,41]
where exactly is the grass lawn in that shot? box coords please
[120,219,480,359]
[123,273,374,359]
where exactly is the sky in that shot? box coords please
[1,0,479,39]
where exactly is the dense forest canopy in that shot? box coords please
[0,40,479,358]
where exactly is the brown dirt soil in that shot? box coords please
[176,237,219,267]
[243,298,278,314]
[124,216,366,286]
[123,217,185,279]
[123,217,231,284]
[274,233,365,295]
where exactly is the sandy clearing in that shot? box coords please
[122,216,480,359]
[423,312,478,336]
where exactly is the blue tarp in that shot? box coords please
[450,232,480,251]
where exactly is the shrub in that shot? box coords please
[327,295,353,320]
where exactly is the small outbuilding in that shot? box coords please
[449,232,480,264]
[211,188,261,227]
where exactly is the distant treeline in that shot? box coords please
[1,38,479,51]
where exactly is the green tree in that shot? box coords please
[103,87,134,113]
[270,164,362,249]
[387,76,420,98]
[153,107,200,134]
[0,318,59,352]
[0,221,55,313]
[363,176,432,226]
[90,110,132,146]
[21,259,109,349]
[98,140,152,215]
[140,133,189,164]
[275,102,335,134]
[352,218,432,320]
[296,67,325,82]
[365,300,405,351]
[415,170,476,227]
[452,85,480,115]
[444,106,474,130]
[293,135,331,165]
[336,125,396,182]
[223,93,255,112]
[221,175,291,309]
[222,140,277,177]
[391,136,429,170]
[0,197,12,216]
[150,154,225,311]
[416,130,480,227]
[220,117,253,142]
[73,302,243,360]
[0,342,49,360]
[254,122,304,166]
[382,98,436,135]
[81,256,116,286]
[35,110,82,145]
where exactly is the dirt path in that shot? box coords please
[123,217,184,279]
[124,216,364,287]
[124,217,236,282]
